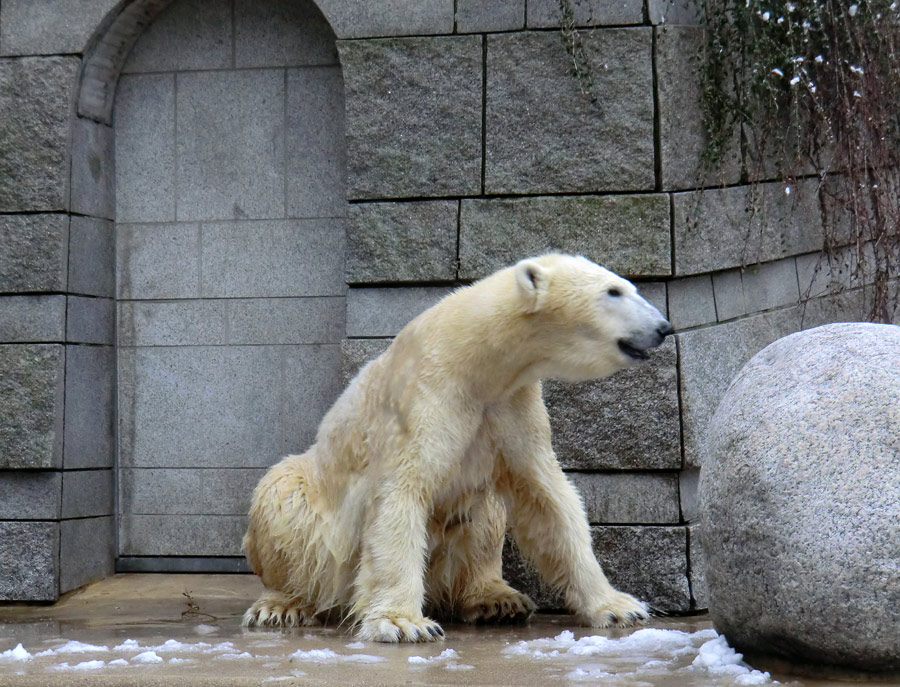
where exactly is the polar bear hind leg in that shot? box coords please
[242,452,343,628]
[426,488,536,624]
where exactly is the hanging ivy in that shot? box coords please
[699,0,900,322]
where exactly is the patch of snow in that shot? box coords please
[195,624,217,635]
[445,662,475,670]
[47,640,109,654]
[0,643,32,662]
[692,636,774,684]
[216,652,254,660]
[108,658,129,667]
[290,647,386,664]
[132,650,164,664]
[169,657,195,664]
[345,641,366,649]
[52,660,106,671]
[203,641,236,654]
[113,639,141,652]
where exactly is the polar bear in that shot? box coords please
[242,254,673,643]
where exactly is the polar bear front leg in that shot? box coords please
[353,480,446,643]
[492,384,650,628]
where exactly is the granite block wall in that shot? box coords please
[1,0,891,606]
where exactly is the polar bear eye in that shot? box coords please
[607,288,622,297]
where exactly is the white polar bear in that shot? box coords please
[242,254,673,643]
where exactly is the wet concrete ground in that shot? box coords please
[0,574,896,687]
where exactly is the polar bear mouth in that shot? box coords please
[617,339,650,361]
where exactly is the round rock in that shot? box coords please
[700,322,900,673]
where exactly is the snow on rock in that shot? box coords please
[132,650,164,664]
[0,644,32,662]
[290,647,386,664]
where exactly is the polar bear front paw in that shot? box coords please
[578,591,650,628]
[357,616,445,643]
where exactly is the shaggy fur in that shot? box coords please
[243,254,673,642]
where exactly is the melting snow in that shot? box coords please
[108,658,129,667]
[195,624,217,635]
[0,644,32,662]
[43,640,109,654]
[504,628,776,685]
[52,660,106,671]
[113,639,141,652]
[290,647,386,664]
[216,652,254,660]
[132,650,164,664]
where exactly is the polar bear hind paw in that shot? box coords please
[242,593,319,629]
[356,616,445,643]
[460,588,536,624]
[578,591,650,628]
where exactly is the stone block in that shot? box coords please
[740,257,800,313]
[228,298,345,345]
[459,195,670,280]
[346,287,454,337]
[0,471,61,520]
[63,345,114,469]
[116,222,200,300]
[0,295,66,343]
[677,307,800,467]
[67,297,115,345]
[341,338,391,386]
[688,523,707,610]
[316,0,454,39]
[118,300,227,347]
[567,472,681,524]
[0,521,58,601]
[667,275,716,329]
[348,201,458,283]
[0,57,78,212]
[527,0,643,26]
[122,0,232,73]
[712,268,744,321]
[656,26,741,190]
[286,67,347,219]
[118,345,340,468]
[637,282,668,317]
[176,70,285,221]
[544,339,680,470]
[679,467,700,522]
[115,74,176,223]
[502,526,691,612]
[485,30,654,194]
[68,216,114,298]
[340,36,482,199]
[121,467,264,516]
[119,514,248,556]
[0,0,118,56]
[61,470,114,519]
[0,214,68,292]
[673,179,823,275]
[456,0,524,32]
[0,344,64,469]
[796,245,868,300]
[70,117,115,220]
[649,0,700,24]
[200,220,346,298]
[120,297,344,347]
[235,0,338,68]
[59,516,115,594]
[281,345,344,453]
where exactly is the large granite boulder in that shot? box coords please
[700,323,900,673]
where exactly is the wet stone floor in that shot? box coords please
[0,574,896,687]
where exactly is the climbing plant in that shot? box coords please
[699,0,900,322]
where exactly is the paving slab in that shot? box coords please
[0,574,881,686]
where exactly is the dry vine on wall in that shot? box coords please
[699,0,900,322]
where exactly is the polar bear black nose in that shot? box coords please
[657,321,674,338]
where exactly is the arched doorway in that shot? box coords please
[111,0,347,568]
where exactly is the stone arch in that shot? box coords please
[71,0,348,570]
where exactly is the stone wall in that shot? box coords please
[1,0,891,606]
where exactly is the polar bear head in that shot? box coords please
[513,254,673,382]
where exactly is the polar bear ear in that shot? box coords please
[514,259,548,313]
